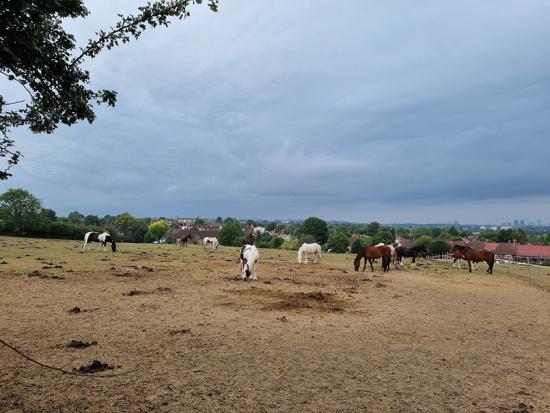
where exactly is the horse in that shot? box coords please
[375,242,397,263]
[240,244,260,280]
[82,231,116,252]
[450,244,494,274]
[297,243,322,264]
[178,234,191,247]
[354,245,391,272]
[395,245,427,268]
[203,236,219,250]
[450,248,477,270]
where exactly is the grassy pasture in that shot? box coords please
[1,236,549,412]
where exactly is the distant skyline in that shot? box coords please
[2,1,550,223]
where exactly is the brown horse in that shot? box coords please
[450,244,494,274]
[354,245,391,272]
[178,234,191,247]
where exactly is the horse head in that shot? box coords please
[353,254,362,271]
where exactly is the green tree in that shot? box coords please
[351,239,363,254]
[0,0,218,179]
[0,188,42,233]
[148,220,168,242]
[367,221,381,236]
[216,216,223,223]
[40,208,57,222]
[84,214,100,226]
[255,232,273,248]
[413,235,433,251]
[327,232,349,253]
[301,217,329,244]
[271,237,284,249]
[194,217,205,227]
[218,220,243,246]
[115,213,136,241]
[266,221,277,232]
[430,240,450,254]
[67,211,84,224]
[372,228,394,245]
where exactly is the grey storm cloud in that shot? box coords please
[2,0,550,223]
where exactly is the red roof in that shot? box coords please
[515,245,550,258]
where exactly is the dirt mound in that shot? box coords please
[512,403,535,413]
[73,360,116,374]
[67,340,97,348]
[267,291,344,313]
[169,328,191,335]
[124,287,172,296]
[28,271,64,280]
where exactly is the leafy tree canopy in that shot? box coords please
[218,220,242,246]
[301,217,329,244]
[0,188,42,232]
[0,0,218,178]
[148,219,168,241]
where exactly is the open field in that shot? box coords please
[1,236,549,413]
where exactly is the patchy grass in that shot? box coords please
[1,236,549,412]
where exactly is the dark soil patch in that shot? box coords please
[73,360,116,374]
[124,290,147,296]
[28,271,64,280]
[375,283,387,288]
[124,287,172,296]
[512,403,535,413]
[230,287,347,313]
[169,328,191,335]
[67,340,97,348]
[68,306,81,313]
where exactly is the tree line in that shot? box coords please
[3,188,549,249]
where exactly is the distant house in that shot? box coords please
[395,234,412,248]
[254,226,266,234]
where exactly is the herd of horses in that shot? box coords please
[81,232,495,279]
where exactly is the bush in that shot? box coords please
[413,235,433,251]
[218,220,243,246]
[298,234,316,245]
[281,240,299,251]
[430,240,450,254]
[327,232,349,253]
[351,239,362,254]
[255,232,273,248]
[271,237,284,249]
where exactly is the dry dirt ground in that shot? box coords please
[1,236,549,413]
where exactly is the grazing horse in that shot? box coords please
[451,249,478,270]
[450,244,494,274]
[178,234,191,247]
[82,231,116,252]
[354,245,391,272]
[395,245,426,268]
[375,242,397,263]
[297,243,322,264]
[240,244,260,280]
[203,237,219,250]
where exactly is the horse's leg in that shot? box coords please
[411,256,416,268]
[362,257,367,271]
[467,260,472,273]
[369,258,374,272]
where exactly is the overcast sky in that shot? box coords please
[2,1,550,224]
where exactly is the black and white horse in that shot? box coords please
[395,245,426,267]
[82,231,117,252]
[240,244,260,280]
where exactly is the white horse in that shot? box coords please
[82,231,116,252]
[240,244,260,280]
[203,237,219,250]
[375,242,396,264]
[297,243,322,264]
